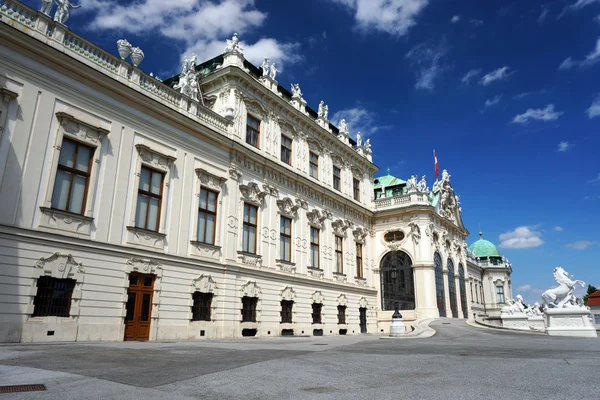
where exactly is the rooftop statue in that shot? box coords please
[269,62,280,80]
[323,105,329,120]
[291,83,302,99]
[174,54,200,101]
[364,138,371,151]
[417,175,428,193]
[356,132,362,147]
[318,101,325,118]
[225,33,243,54]
[260,58,270,76]
[53,0,81,25]
[406,175,418,193]
[338,119,348,134]
[441,169,451,183]
[542,267,586,308]
[40,0,53,15]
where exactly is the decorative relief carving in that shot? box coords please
[333,272,347,283]
[308,267,324,279]
[295,197,308,210]
[408,221,421,245]
[277,261,296,274]
[262,183,278,197]
[227,215,238,230]
[337,294,348,306]
[191,274,218,293]
[35,252,84,277]
[332,219,349,236]
[196,168,226,190]
[39,207,94,236]
[135,144,176,172]
[240,182,268,205]
[277,197,300,218]
[126,257,162,274]
[126,226,166,249]
[353,227,368,243]
[229,167,242,181]
[56,112,109,145]
[306,208,329,228]
[355,278,367,287]
[237,251,262,267]
[312,290,324,304]
[359,297,369,308]
[241,281,261,297]
[190,242,221,259]
[281,286,296,301]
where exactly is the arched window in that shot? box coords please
[380,251,415,311]
[458,263,468,319]
[434,252,446,317]
[447,258,458,318]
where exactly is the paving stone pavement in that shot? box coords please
[0,319,598,399]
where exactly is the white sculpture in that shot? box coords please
[40,0,53,15]
[356,132,362,147]
[501,295,526,315]
[318,101,325,118]
[174,54,200,101]
[269,62,279,80]
[542,267,586,308]
[380,183,386,198]
[130,47,144,67]
[117,39,132,60]
[364,138,371,152]
[527,302,543,317]
[291,83,302,99]
[339,119,348,134]
[53,0,80,25]
[323,105,329,120]
[417,175,428,192]
[260,58,270,76]
[225,33,243,54]
[406,175,418,192]
[441,169,451,183]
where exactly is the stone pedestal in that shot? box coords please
[501,313,530,331]
[544,308,598,338]
[389,317,406,337]
[527,316,545,331]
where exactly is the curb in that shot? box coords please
[379,318,438,340]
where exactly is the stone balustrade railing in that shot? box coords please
[374,192,429,210]
[1,0,230,135]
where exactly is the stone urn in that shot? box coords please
[116,39,132,60]
[130,47,145,67]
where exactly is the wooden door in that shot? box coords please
[124,272,155,341]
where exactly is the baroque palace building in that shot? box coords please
[0,0,512,342]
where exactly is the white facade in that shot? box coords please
[0,1,511,342]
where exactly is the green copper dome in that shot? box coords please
[468,233,502,258]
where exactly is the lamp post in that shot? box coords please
[389,262,406,337]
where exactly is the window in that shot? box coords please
[280,216,292,262]
[310,227,320,269]
[356,243,363,278]
[353,178,360,201]
[51,138,94,215]
[197,188,218,244]
[242,203,258,254]
[337,305,346,324]
[475,282,479,303]
[32,276,75,317]
[281,300,293,323]
[380,251,416,311]
[434,252,446,317]
[192,292,213,321]
[384,231,405,242]
[135,166,164,231]
[246,115,260,147]
[309,152,318,179]
[333,166,341,191]
[241,296,258,322]
[335,236,343,274]
[312,303,322,324]
[470,282,474,303]
[496,285,505,304]
[281,135,292,165]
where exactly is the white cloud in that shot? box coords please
[586,95,600,118]
[566,240,598,250]
[499,226,544,249]
[451,15,460,23]
[538,7,548,24]
[513,89,549,99]
[558,38,600,70]
[561,0,600,16]
[480,66,512,86]
[484,95,502,109]
[461,69,481,85]
[557,141,571,152]
[405,41,448,90]
[516,285,532,292]
[328,0,429,36]
[470,19,484,26]
[330,107,387,137]
[553,226,564,232]
[588,173,600,183]
[512,104,563,124]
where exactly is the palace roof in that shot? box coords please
[373,169,406,190]
[468,233,502,258]
[588,290,600,307]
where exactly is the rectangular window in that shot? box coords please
[241,296,258,322]
[335,236,343,274]
[280,216,292,262]
[33,276,75,317]
[242,203,258,254]
[281,135,292,165]
[353,178,360,201]
[470,282,474,303]
[496,286,505,304]
[337,305,346,325]
[281,300,293,323]
[135,166,164,231]
[51,137,94,215]
[309,152,319,179]
[246,115,260,148]
[197,188,218,244]
[356,243,363,278]
[191,292,213,321]
[312,303,322,324]
[310,227,320,269]
[333,166,341,191]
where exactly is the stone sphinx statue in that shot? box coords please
[542,267,585,308]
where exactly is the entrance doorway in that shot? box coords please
[359,307,367,333]
[124,272,155,341]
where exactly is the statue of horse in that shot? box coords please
[541,267,585,308]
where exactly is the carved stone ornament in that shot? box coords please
[333,272,347,283]
[353,227,368,243]
[295,197,308,210]
[359,297,369,308]
[237,251,262,267]
[126,257,162,274]
[262,183,279,197]
[338,294,348,306]
[277,261,296,274]
[57,112,109,145]
[332,219,349,236]
[191,274,218,293]
[306,208,328,228]
[136,144,176,172]
[542,266,586,309]
[225,33,244,54]
[229,166,242,181]
[408,221,421,245]
[34,252,84,278]
[196,168,226,190]
[239,182,268,205]
[241,281,261,297]
[308,267,324,279]
[312,290,324,304]
[277,197,300,218]
[281,286,296,301]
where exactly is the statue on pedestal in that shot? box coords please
[260,58,270,76]
[174,54,200,101]
[542,267,585,308]
[339,118,348,134]
[225,33,243,54]
[269,62,280,80]
[40,0,53,15]
[291,83,302,99]
[356,132,362,147]
[318,101,325,119]
[53,0,81,25]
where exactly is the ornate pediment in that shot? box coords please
[136,144,176,172]
[353,227,368,243]
[312,290,324,304]
[126,257,162,274]
[280,286,296,301]
[277,197,300,218]
[56,112,109,146]
[306,208,330,228]
[240,182,268,205]
[331,219,349,236]
[191,274,218,293]
[34,252,84,279]
[196,168,226,190]
[241,281,261,297]
[337,294,348,306]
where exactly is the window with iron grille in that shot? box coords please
[51,137,94,215]
[246,115,260,148]
[280,216,292,262]
[241,296,258,322]
[280,300,293,323]
[496,286,505,304]
[333,166,341,191]
[310,227,320,269]
[281,135,292,165]
[335,236,343,273]
[32,276,76,317]
[191,292,213,321]
[135,166,164,231]
[355,243,363,278]
[242,203,258,254]
[197,188,218,244]
[353,178,360,200]
[312,303,322,324]
[337,305,346,325]
[309,152,318,179]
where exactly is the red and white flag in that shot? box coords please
[433,150,439,180]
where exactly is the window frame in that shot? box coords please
[135,166,165,232]
[279,216,292,262]
[337,305,347,325]
[310,227,320,269]
[333,165,341,191]
[280,300,294,323]
[496,285,505,304]
[311,303,322,324]
[353,177,360,201]
[355,242,363,278]
[242,203,259,254]
[335,235,344,274]
[309,152,319,179]
[246,114,260,148]
[197,188,218,245]
[241,296,258,322]
[191,291,213,321]
[32,276,76,318]
[281,135,292,165]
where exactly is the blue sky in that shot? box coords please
[22,0,599,303]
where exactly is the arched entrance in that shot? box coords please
[447,258,458,318]
[379,251,415,311]
[434,252,446,317]
[458,263,468,319]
